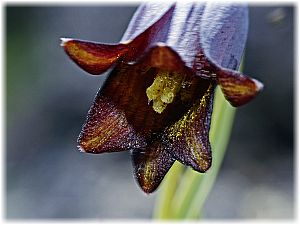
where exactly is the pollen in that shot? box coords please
[146,70,184,114]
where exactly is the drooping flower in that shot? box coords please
[61,3,263,193]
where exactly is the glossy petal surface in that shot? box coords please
[78,94,145,153]
[131,141,175,193]
[217,68,263,107]
[62,39,128,75]
[163,81,215,172]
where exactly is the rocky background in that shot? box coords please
[6,5,294,219]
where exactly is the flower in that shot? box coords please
[61,3,263,193]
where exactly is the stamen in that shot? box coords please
[146,70,184,114]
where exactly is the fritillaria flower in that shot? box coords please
[61,3,263,193]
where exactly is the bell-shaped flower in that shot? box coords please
[61,2,263,193]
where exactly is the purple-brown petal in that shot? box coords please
[162,81,215,172]
[61,38,129,75]
[131,141,175,194]
[138,44,188,75]
[193,52,263,107]
[216,67,263,107]
[78,94,146,153]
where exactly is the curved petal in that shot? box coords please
[162,81,215,172]
[121,3,174,42]
[216,67,264,107]
[197,4,263,106]
[164,3,206,70]
[200,3,248,69]
[193,52,263,107]
[61,38,128,75]
[138,44,189,74]
[78,94,146,153]
[131,141,175,194]
[122,5,175,62]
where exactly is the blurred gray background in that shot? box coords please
[6,5,294,219]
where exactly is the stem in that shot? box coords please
[152,161,184,219]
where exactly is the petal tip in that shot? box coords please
[60,38,73,47]
[253,78,264,92]
[77,145,86,153]
[193,160,212,173]
[140,185,155,194]
[217,69,264,107]
[189,154,212,173]
[120,39,132,45]
[156,42,167,47]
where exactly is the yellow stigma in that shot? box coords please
[146,70,184,114]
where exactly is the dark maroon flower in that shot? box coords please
[61,3,263,193]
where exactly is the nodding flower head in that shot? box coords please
[61,2,263,194]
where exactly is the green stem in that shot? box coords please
[152,161,184,219]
